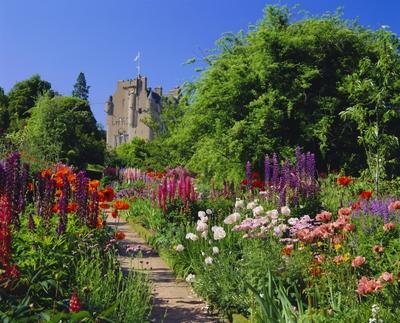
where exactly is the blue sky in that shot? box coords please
[1,0,399,126]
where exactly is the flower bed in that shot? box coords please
[120,160,400,322]
[0,152,152,322]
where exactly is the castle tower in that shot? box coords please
[105,75,162,148]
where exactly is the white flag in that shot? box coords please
[134,52,140,62]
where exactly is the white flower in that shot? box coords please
[253,206,264,216]
[267,209,279,219]
[201,251,205,256]
[224,212,241,224]
[175,244,184,252]
[198,211,208,223]
[201,231,208,238]
[206,209,213,215]
[288,217,299,226]
[185,233,198,241]
[246,201,257,210]
[281,206,291,216]
[211,226,226,240]
[205,256,213,265]
[186,273,195,283]
[235,199,244,209]
[212,246,219,254]
[196,220,208,232]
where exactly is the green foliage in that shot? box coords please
[7,74,53,131]
[339,29,400,184]
[18,95,105,169]
[0,87,9,131]
[72,72,90,101]
[75,251,152,322]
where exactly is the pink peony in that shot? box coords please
[343,223,356,232]
[388,201,400,213]
[379,272,394,284]
[338,207,351,217]
[351,256,366,267]
[315,211,332,222]
[356,276,383,295]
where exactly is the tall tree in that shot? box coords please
[72,72,90,100]
[7,74,52,131]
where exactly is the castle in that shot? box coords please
[104,75,162,148]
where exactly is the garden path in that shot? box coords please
[107,216,221,323]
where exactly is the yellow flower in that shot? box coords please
[343,253,350,262]
[334,243,342,251]
[316,241,323,247]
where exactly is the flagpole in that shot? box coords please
[134,52,141,76]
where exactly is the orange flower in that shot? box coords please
[359,191,373,200]
[54,177,64,188]
[98,187,115,202]
[67,203,78,213]
[88,180,100,192]
[52,204,60,213]
[114,200,129,210]
[337,176,352,186]
[55,189,62,198]
[115,230,125,240]
[99,203,110,209]
[68,174,77,184]
[96,217,104,229]
[282,244,294,256]
[41,169,52,178]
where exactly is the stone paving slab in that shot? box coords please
[107,217,221,323]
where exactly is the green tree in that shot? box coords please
[20,95,105,168]
[72,72,90,100]
[0,87,9,131]
[7,74,53,131]
[340,29,400,191]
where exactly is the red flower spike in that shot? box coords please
[69,291,81,313]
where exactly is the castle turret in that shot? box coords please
[104,96,114,115]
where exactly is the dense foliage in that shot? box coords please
[117,6,400,186]
[16,95,105,169]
